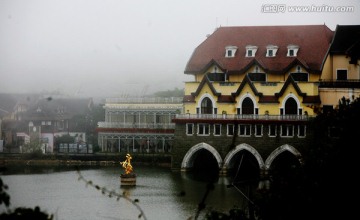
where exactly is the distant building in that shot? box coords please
[96,97,183,153]
[0,94,93,153]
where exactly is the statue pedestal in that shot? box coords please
[120,173,136,186]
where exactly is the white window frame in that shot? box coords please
[280,124,294,137]
[225,46,238,58]
[268,124,277,137]
[298,125,306,138]
[186,123,194,136]
[213,124,221,136]
[287,44,299,57]
[255,124,263,137]
[227,124,234,136]
[245,45,258,57]
[266,45,278,57]
[239,124,251,137]
[197,123,210,136]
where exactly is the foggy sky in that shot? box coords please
[0,0,359,98]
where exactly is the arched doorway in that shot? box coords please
[284,97,298,115]
[201,97,213,114]
[242,97,254,115]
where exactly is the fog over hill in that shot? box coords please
[0,0,358,98]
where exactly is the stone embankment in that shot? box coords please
[0,153,171,168]
[1,159,117,166]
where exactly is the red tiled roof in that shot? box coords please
[185,25,333,74]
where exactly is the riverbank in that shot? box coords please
[0,152,172,168]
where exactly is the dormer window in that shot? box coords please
[245,45,258,57]
[296,65,301,72]
[266,45,278,57]
[287,44,299,57]
[225,46,238,58]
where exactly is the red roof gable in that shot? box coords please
[185,25,333,74]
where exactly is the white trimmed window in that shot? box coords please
[227,124,234,136]
[225,46,238,58]
[268,124,277,137]
[186,123,194,135]
[197,123,210,136]
[213,124,221,136]
[255,124,263,137]
[239,124,251,136]
[280,125,294,137]
[266,45,278,57]
[287,44,299,57]
[246,45,258,57]
[298,125,306,137]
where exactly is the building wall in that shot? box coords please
[319,54,360,108]
[171,121,313,172]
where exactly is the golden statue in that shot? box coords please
[120,153,133,175]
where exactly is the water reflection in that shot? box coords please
[1,165,256,220]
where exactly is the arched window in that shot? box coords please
[285,97,298,115]
[242,97,254,114]
[201,97,213,114]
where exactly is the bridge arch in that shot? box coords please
[264,144,304,170]
[223,143,265,171]
[181,142,222,170]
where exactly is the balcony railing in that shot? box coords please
[175,114,312,121]
[106,97,183,104]
[319,79,360,88]
[97,122,175,129]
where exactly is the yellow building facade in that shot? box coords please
[182,25,334,118]
[171,24,359,173]
[319,25,360,110]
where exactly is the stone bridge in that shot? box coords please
[171,122,313,178]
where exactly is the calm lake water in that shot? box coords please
[0,165,252,220]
